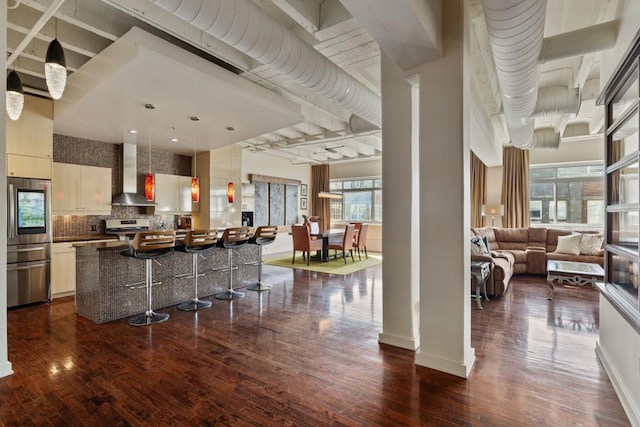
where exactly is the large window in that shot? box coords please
[329,177,382,222]
[529,163,605,227]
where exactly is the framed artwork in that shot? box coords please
[300,197,307,210]
[300,184,308,197]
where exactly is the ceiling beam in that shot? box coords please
[270,0,321,34]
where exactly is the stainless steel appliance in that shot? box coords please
[105,218,150,240]
[176,215,193,230]
[7,177,52,308]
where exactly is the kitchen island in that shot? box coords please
[74,240,260,323]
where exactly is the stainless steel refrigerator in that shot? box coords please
[7,177,52,308]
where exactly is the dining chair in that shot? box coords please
[291,224,323,266]
[329,224,356,264]
[353,223,369,260]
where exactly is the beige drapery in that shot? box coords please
[311,164,331,232]
[501,146,530,228]
[470,151,487,228]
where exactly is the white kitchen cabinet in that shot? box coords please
[52,163,112,215]
[154,173,194,213]
[51,242,76,299]
[6,95,53,179]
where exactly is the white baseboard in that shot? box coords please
[414,348,476,379]
[596,342,640,427]
[378,332,419,350]
[0,360,13,378]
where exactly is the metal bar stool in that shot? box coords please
[176,229,218,311]
[247,226,278,292]
[121,230,175,326]
[214,227,253,300]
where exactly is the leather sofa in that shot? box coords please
[471,227,604,296]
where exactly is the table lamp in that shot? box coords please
[481,204,504,227]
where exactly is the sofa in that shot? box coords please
[471,227,604,296]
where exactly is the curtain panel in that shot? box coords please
[501,146,530,228]
[470,151,487,228]
[311,164,331,231]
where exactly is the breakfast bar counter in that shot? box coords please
[74,240,260,323]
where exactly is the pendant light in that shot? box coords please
[190,116,200,203]
[226,126,235,204]
[6,70,24,120]
[144,104,155,201]
[45,37,67,100]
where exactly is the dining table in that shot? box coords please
[311,228,351,262]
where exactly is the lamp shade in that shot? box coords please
[318,191,343,199]
[191,177,200,202]
[144,173,155,201]
[227,181,235,203]
[45,38,67,99]
[481,204,504,216]
[6,70,24,121]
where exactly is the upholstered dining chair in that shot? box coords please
[291,224,323,266]
[303,215,322,238]
[353,223,369,260]
[329,224,356,263]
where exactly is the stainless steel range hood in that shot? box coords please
[112,143,156,207]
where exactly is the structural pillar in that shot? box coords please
[413,0,475,378]
[0,0,14,378]
[379,52,419,349]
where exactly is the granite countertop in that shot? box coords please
[54,235,118,243]
[72,240,129,250]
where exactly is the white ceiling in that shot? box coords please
[54,27,303,155]
[5,0,623,165]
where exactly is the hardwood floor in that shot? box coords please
[1,264,630,426]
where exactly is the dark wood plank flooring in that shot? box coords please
[1,264,630,426]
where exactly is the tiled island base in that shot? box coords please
[75,242,259,323]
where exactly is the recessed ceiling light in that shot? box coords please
[128,129,138,134]
[170,137,179,143]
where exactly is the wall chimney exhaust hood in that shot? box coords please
[112,143,156,206]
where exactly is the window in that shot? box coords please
[329,177,382,222]
[529,163,605,226]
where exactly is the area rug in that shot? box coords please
[264,253,381,275]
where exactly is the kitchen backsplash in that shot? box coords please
[53,134,192,238]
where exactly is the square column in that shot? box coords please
[413,0,474,378]
[379,52,419,349]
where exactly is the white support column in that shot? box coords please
[379,52,419,349]
[1,0,15,379]
[413,0,475,378]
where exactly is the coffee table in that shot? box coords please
[546,260,604,300]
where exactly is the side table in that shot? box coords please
[471,260,491,309]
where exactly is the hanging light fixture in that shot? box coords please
[226,126,235,204]
[6,70,24,120]
[45,38,66,99]
[190,116,200,203]
[144,104,155,201]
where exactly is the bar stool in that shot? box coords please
[247,226,278,292]
[214,227,253,300]
[176,229,218,311]
[121,230,176,326]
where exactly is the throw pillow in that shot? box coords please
[577,233,605,255]
[471,236,490,256]
[555,234,582,255]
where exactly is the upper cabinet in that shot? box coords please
[154,173,195,213]
[6,95,53,179]
[52,162,112,215]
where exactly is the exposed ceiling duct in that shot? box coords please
[481,0,547,149]
[149,0,382,127]
[532,86,580,117]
